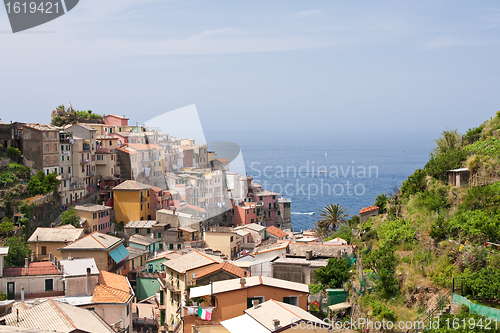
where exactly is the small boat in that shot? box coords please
[319,152,328,173]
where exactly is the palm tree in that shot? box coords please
[313,204,350,238]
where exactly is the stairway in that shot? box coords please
[434,304,452,319]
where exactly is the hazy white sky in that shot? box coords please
[1,1,500,134]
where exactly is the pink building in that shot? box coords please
[103,114,129,126]
[250,190,280,227]
[150,186,173,219]
[233,201,258,226]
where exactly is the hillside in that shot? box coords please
[311,112,500,332]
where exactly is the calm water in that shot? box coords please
[205,130,439,231]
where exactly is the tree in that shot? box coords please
[425,148,467,181]
[314,204,350,238]
[314,257,352,288]
[60,207,81,227]
[374,193,388,213]
[364,243,399,298]
[27,170,61,196]
[4,236,31,267]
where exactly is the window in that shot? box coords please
[135,228,139,234]
[251,219,254,223]
[259,196,263,201]
[68,167,71,173]
[283,296,299,306]
[41,246,47,255]
[67,156,69,161]
[268,211,271,217]
[147,203,149,209]
[278,210,281,216]
[247,296,265,308]
[157,233,161,239]
[169,244,174,250]
[246,210,249,215]
[132,259,134,269]
[60,167,63,174]
[159,243,163,249]
[147,229,151,234]
[147,190,149,197]
[45,279,53,291]
[61,145,64,151]
[93,225,97,231]
[123,263,126,270]
[63,180,66,187]
[61,156,64,162]
[109,140,112,146]
[45,144,49,152]
[273,195,276,200]
[253,209,255,213]
[269,203,271,209]
[230,236,233,242]
[141,204,143,211]
[177,244,181,249]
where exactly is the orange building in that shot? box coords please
[184,276,309,332]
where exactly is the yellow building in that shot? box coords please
[112,180,152,224]
[203,231,242,259]
[27,225,85,260]
[58,232,129,271]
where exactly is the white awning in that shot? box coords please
[189,284,212,298]
[328,302,351,311]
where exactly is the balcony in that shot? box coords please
[256,202,264,207]
[80,159,89,165]
[164,277,181,293]
[95,159,106,165]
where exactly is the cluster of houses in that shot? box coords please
[0,109,368,332]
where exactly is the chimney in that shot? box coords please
[49,252,53,262]
[24,258,28,275]
[21,287,24,302]
[30,253,34,262]
[305,250,313,260]
[252,299,259,309]
[86,267,92,296]
[240,277,246,288]
[173,207,176,214]
[273,319,280,331]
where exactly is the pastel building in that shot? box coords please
[112,180,152,224]
[74,203,113,233]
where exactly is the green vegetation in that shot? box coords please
[27,170,61,196]
[51,104,102,126]
[313,257,351,288]
[313,203,350,238]
[4,236,31,267]
[59,207,80,227]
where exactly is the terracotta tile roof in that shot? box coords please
[216,158,230,163]
[195,261,247,279]
[359,205,379,214]
[92,270,132,304]
[3,261,61,277]
[266,226,288,239]
[125,143,163,151]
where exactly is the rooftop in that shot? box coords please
[129,234,158,246]
[287,243,354,258]
[124,220,158,229]
[0,299,114,333]
[59,232,122,251]
[59,258,99,276]
[125,246,148,259]
[245,299,324,331]
[92,270,133,304]
[3,261,61,277]
[195,261,247,279]
[253,241,290,255]
[24,123,61,132]
[27,227,84,243]
[74,204,112,212]
[266,226,288,239]
[359,205,379,214]
[253,190,280,197]
[190,275,309,298]
[112,180,152,191]
[163,250,222,273]
[236,223,266,232]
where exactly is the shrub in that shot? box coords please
[400,169,427,198]
[377,218,417,246]
[314,257,352,288]
[425,148,467,181]
[309,283,323,294]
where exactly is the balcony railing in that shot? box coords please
[80,159,89,165]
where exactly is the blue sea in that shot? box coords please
[205,130,439,231]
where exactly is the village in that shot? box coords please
[0,106,368,333]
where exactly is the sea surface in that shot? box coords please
[205,130,439,231]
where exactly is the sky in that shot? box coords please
[1,0,500,134]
